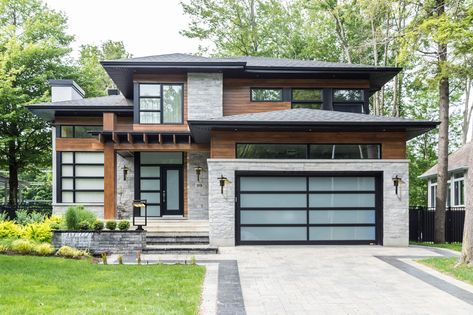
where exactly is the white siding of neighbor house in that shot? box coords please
[207,159,409,247]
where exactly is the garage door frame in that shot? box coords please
[235,171,384,245]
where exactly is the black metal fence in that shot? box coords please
[409,206,465,243]
[0,202,52,220]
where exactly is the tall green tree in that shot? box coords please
[0,0,75,206]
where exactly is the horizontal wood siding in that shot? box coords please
[210,130,406,159]
[223,78,370,116]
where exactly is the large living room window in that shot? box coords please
[291,89,323,109]
[58,152,104,203]
[138,83,183,124]
[236,144,380,159]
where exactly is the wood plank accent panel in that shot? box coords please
[56,139,104,151]
[210,131,406,159]
[104,144,116,219]
[133,73,189,132]
[103,113,117,131]
[223,78,370,116]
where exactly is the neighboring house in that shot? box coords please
[28,53,437,247]
[419,142,470,208]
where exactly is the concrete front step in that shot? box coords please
[146,235,209,245]
[143,244,218,254]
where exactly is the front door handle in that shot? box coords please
[163,190,166,203]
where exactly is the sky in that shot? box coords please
[43,0,202,58]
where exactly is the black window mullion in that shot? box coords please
[160,84,164,124]
[72,152,76,203]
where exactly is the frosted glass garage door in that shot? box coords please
[237,175,378,244]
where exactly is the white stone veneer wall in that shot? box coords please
[207,159,409,247]
[116,154,134,219]
[187,152,210,219]
[187,73,223,119]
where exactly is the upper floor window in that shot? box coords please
[291,89,323,109]
[59,126,101,138]
[139,83,183,124]
[250,88,283,102]
[332,89,364,113]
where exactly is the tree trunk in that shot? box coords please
[8,141,19,207]
[434,0,449,243]
[458,145,473,265]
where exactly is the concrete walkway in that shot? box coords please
[119,246,473,314]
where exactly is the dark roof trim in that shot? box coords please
[27,105,133,111]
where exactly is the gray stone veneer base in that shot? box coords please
[53,204,104,219]
[188,151,210,219]
[207,159,409,247]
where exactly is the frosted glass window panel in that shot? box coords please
[141,192,160,204]
[61,178,73,190]
[62,165,73,177]
[241,193,306,208]
[309,193,375,207]
[241,227,306,241]
[141,179,160,191]
[163,85,183,123]
[140,166,160,178]
[140,84,160,97]
[140,98,160,110]
[75,165,104,177]
[145,205,160,216]
[75,178,104,190]
[309,210,375,224]
[61,152,73,163]
[241,210,307,224]
[141,152,182,164]
[166,170,180,210]
[309,177,374,191]
[75,152,104,164]
[240,177,306,191]
[61,192,73,202]
[309,226,375,240]
[140,112,160,124]
[75,191,104,203]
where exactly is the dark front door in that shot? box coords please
[161,166,183,216]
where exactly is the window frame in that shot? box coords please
[235,143,382,160]
[57,152,104,203]
[250,88,284,102]
[332,89,365,114]
[58,125,102,138]
[291,88,323,110]
[136,82,184,125]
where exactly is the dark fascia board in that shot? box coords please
[100,60,247,69]
[27,105,133,121]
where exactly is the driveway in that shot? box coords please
[213,245,473,314]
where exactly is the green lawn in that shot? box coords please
[0,255,205,315]
[420,257,473,285]
[411,242,462,252]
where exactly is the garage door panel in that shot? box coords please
[309,226,376,241]
[309,193,375,207]
[240,193,306,208]
[241,227,307,241]
[309,210,375,224]
[241,177,306,191]
[309,177,375,191]
[241,210,307,224]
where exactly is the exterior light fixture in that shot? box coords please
[122,165,129,181]
[132,199,147,231]
[218,175,230,194]
[392,175,402,195]
[194,166,203,182]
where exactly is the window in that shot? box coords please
[333,89,364,113]
[453,173,464,206]
[250,88,283,102]
[291,89,323,109]
[59,152,104,203]
[236,144,381,159]
[59,126,101,138]
[138,83,183,124]
[428,172,465,207]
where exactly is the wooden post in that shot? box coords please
[103,144,116,219]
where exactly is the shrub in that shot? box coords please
[0,212,8,222]
[15,210,31,225]
[118,220,130,231]
[0,221,23,239]
[0,238,14,253]
[78,221,91,231]
[105,220,117,231]
[11,239,36,254]
[33,243,55,256]
[29,211,46,224]
[56,246,90,259]
[93,220,104,231]
[65,206,96,230]
[23,222,52,243]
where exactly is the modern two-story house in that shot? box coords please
[28,53,437,247]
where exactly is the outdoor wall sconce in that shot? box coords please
[122,165,129,181]
[194,166,203,182]
[392,175,402,195]
[218,174,231,194]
